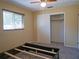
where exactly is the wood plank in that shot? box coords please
[22,45,56,54]
[15,48,50,59]
[4,52,22,59]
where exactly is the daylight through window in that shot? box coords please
[3,10,24,30]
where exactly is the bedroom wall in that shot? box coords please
[0,1,34,52]
[34,5,79,48]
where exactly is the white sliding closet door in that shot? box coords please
[78,15,79,48]
[37,14,50,44]
[51,21,64,43]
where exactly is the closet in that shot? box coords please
[50,14,64,43]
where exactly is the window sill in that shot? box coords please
[3,29,24,31]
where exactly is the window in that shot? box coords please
[3,9,24,30]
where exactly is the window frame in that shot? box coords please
[2,9,24,31]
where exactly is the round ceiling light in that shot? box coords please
[40,2,46,7]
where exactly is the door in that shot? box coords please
[78,15,79,48]
[51,20,64,43]
[37,14,50,44]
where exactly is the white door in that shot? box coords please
[37,14,50,44]
[78,15,79,48]
[51,21,64,43]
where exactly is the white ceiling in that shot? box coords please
[1,0,79,11]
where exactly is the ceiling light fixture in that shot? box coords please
[40,2,46,7]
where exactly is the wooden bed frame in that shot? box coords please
[0,42,59,59]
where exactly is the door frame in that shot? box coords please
[49,12,65,45]
[77,14,79,48]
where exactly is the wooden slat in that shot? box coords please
[22,45,57,54]
[15,48,50,59]
[4,52,22,59]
